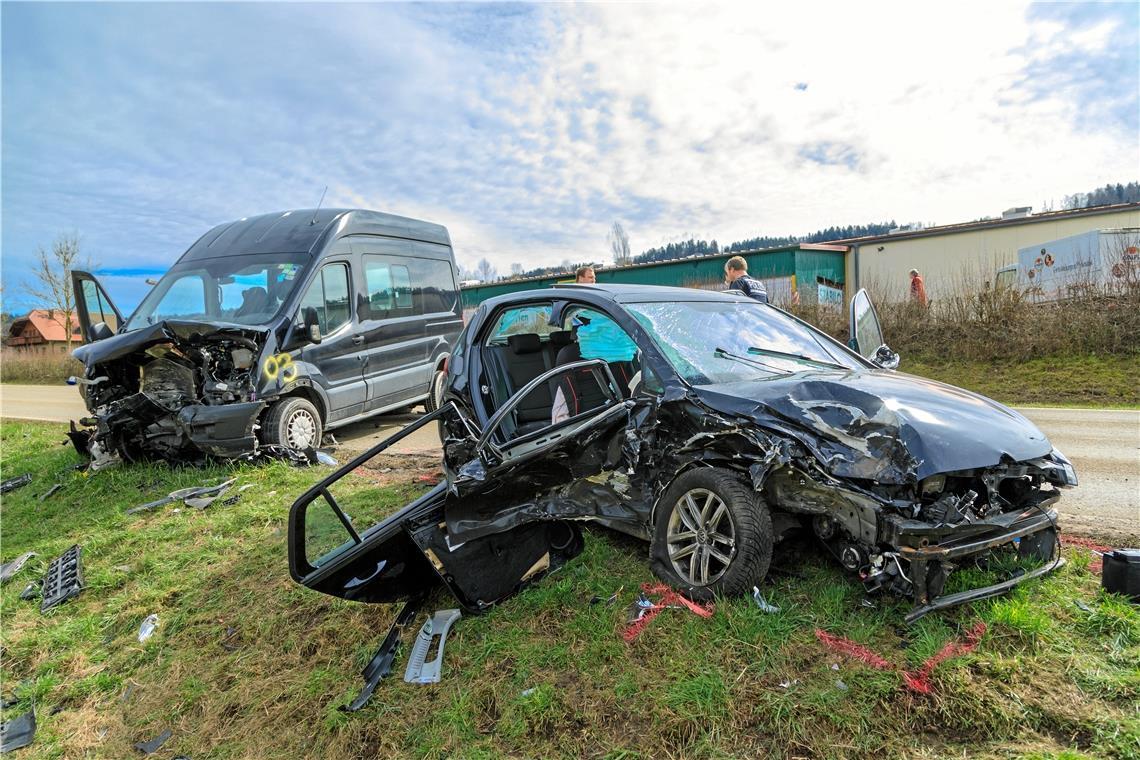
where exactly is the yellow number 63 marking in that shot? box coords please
[263,352,299,382]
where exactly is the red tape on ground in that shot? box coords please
[623,583,714,642]
[815,621,987,695]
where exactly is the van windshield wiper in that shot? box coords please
[745,347,846,370]
[713,347,789,375]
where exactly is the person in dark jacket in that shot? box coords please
[724,256,768,303]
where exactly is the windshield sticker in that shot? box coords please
[278,264,299,281]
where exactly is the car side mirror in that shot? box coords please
[302,307,322,345]
[872,344,900,370]
[89,321,114,342]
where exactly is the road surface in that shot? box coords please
[2,384,1136,541]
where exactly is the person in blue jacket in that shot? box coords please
[724,256,768,303]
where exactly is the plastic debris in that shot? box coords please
[622,583,715,642]
[137,614,159,643]
[0,552,37,584]
[39,484,63,502]
[345,596,424,711]
[778,679,798,689]
[313,450,338,467]
[520,687,537,697]
[40,545,84,613]
[133,728,172,754]
[129,478,237,514]
[1074,599,1093,613]
[0,474,32,494]
[836,679,849,691]
[752,586,780,613]
[0,709,36,753]
[18,582,39,601]
[404,609,462,684]
[830,663,840,671]
[219,626,240,652]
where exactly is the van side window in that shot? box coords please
[364,256,414,318]
[298,263,351,334]
[407,258,458,314]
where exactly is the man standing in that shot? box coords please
[724,256,768,303]
[909,268,928,307]
[576,265,596,284]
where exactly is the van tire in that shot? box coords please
[425,369,447,413]
[262,397,323,450]
[650,467,772,602]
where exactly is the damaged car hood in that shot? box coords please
[73,320,268,365]
[693,369,1051,483]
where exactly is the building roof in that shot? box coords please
[830,201,1140,246]
[9,309,83,342]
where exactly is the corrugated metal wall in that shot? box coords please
[460,246,846,309]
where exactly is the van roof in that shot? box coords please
[181,209,451,261]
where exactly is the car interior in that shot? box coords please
[479,304,641,442]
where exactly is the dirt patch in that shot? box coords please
[351,452,442,487]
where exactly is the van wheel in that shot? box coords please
[425,368,447,413]
[263,397,323,450]
[650,467,772,602]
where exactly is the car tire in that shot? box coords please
[425,368,447,413]
[650,467,773,601]
[262,397,323,450]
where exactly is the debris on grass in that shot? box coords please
[404,609,461,685]
[38,483,63,502]
[0,709,36,753]
[137,614,159,643]
[751,585,780,613]
[133,728,172,754]
[18,582,39,601]
[622,583,714,642]
[346,596,424,711]
[40,545,84,613]
[0,473,32,494]
[128,478,237,515]
[0,552,37,584]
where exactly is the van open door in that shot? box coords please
[72,270,123,343]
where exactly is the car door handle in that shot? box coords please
[352,335,365,345]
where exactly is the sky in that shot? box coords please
[2,1,1138,313]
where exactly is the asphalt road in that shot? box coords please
[3,384,1136,541]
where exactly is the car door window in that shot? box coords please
[80,278,120,332]
[298,263,352,335]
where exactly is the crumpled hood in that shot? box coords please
[693,369,1052,483]
[73,320,269,366]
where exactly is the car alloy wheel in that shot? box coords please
[666,488,737,585]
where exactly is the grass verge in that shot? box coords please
[1,420,1138,759]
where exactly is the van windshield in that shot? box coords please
[124,253,311,331]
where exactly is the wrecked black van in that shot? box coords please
[289,284,1076,623]
[70,209,462,467]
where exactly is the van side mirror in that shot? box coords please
[89,322,115,342]
[302,307,322,345]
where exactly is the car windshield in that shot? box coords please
[125,253,311,330]
[626,299,861,385]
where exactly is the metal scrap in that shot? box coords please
[0,474,32,494]
[0,553,37,585]
[0,709,36,753]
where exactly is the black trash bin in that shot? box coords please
[1101,548,1140,602]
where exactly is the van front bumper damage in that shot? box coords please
[881,495,1064,623]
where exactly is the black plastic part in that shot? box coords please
[0,474,32,494]
[40,545,85,613]
[19,582,39,601]
[133,729,172,754]
[1102,549,1140,601]
[0,709,36,753]
[344,594,426,712]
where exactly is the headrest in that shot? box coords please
[507,333,543,354]
[548,330,574,348]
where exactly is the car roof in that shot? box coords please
[180,209,451,261]
[479,283,754,311]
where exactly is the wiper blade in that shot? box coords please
[745,347,845,370]
[713,347,789,375]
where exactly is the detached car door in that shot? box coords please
[72,270,124,343]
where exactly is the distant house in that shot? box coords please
[5,309,83,354]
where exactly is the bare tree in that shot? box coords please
[510,262,523,276]
[607,222,631,265]
[475,258,497,282]
[25,232,90,350]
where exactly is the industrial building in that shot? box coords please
[459,201,1140,309]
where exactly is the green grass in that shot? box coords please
[2,420,1139,759]
[904,354,1140,407]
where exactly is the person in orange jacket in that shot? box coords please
[909,268,928,307]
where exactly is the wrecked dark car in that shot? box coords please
[69,209,463,468]
[289,284,1076,622]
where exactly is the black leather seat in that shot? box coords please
[505,333,553,435]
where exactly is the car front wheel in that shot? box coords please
[650,467,773,601]
[262,397,323,450]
